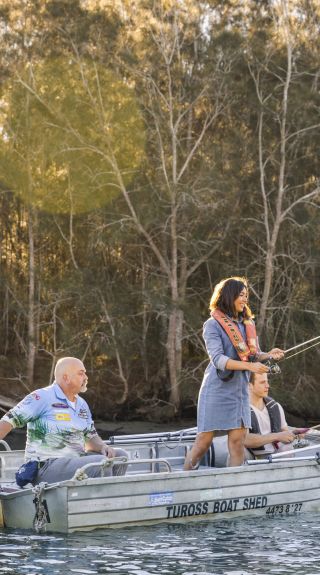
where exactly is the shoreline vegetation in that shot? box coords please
[0,419,197,451]
[2,416,320,452]
[0,1,320,425]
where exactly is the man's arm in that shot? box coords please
[85,434,116,458]
[0,420,13,440]
[245,430,295,448]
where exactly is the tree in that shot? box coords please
[247,1,320,338]
[1,0,320,422]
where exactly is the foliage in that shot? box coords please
[0,0,319,422]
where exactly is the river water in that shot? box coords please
[0,513,319,575]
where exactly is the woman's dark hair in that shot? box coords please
[209,276,254,319]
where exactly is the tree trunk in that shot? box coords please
[257,246,275,336]
[166,307,184,412]
[27,206,36,385]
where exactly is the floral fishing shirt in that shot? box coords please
[1,382,98,461]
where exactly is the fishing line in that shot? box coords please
[282,339,320,362]
[284,334,320,355]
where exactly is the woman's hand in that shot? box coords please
[268,348,284,361]
[249,362,270,374]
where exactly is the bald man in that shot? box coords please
[0,357,128,485]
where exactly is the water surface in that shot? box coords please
[0,513,319,575]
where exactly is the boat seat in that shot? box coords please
[247,448,274,460]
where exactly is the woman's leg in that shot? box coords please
[184,431,215,470]
[227,427,247,466]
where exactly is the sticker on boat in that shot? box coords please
[150,492,174,506]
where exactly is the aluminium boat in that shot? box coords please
[1,428,320,533]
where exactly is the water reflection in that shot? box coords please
[0,514,319,574]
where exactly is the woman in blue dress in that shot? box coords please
[184,277,284,469]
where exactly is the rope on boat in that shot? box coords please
[32,483,50,533]
[159,429,187,450]
[71,456,128,481]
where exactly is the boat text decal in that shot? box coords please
[266,502,303,516]
[166,496,268,519]
[166,501,209,518]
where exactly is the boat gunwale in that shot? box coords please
[2,456,320,501]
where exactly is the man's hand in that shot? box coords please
[275,430,295,444]
[100,444,116,458]
[85,435,116,458]
[293,428,308,439]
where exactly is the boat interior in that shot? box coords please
[1,427,320,490]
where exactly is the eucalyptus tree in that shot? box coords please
[91,0,245,412]
[206,2,319,327]
[246,1,320,339]
[1,0,319,421]
[0,0,45,385]
[0,0,147,404]
[207,0,320,420]
[4,0,237,412]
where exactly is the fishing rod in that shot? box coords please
[284,334,320,355]
[107,427,197,445]
[265,334,320,374]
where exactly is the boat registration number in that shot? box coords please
[266,502,303,516]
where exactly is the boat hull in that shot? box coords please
[1,459,320,533]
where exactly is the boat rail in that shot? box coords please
[71,456,172,481]
[107,427,197,444]
[271,442,320,458]
[247,453,320,464]
[128,457,172,473]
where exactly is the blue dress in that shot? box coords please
[197,317,252,432]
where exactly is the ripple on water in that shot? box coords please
[0,513,320,574]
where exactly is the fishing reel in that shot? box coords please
[259,334,320,376]
[265,360,281,375]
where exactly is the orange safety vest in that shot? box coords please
[211,309,258,361]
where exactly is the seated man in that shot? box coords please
[245,372,295,458]
[0,357,128,485]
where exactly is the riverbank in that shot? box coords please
[0,419,197,450]
[95,418,196,438]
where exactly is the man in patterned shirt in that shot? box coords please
[0,357,128,484]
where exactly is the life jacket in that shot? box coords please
[211,309,258,361]
[249,396,282,452]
